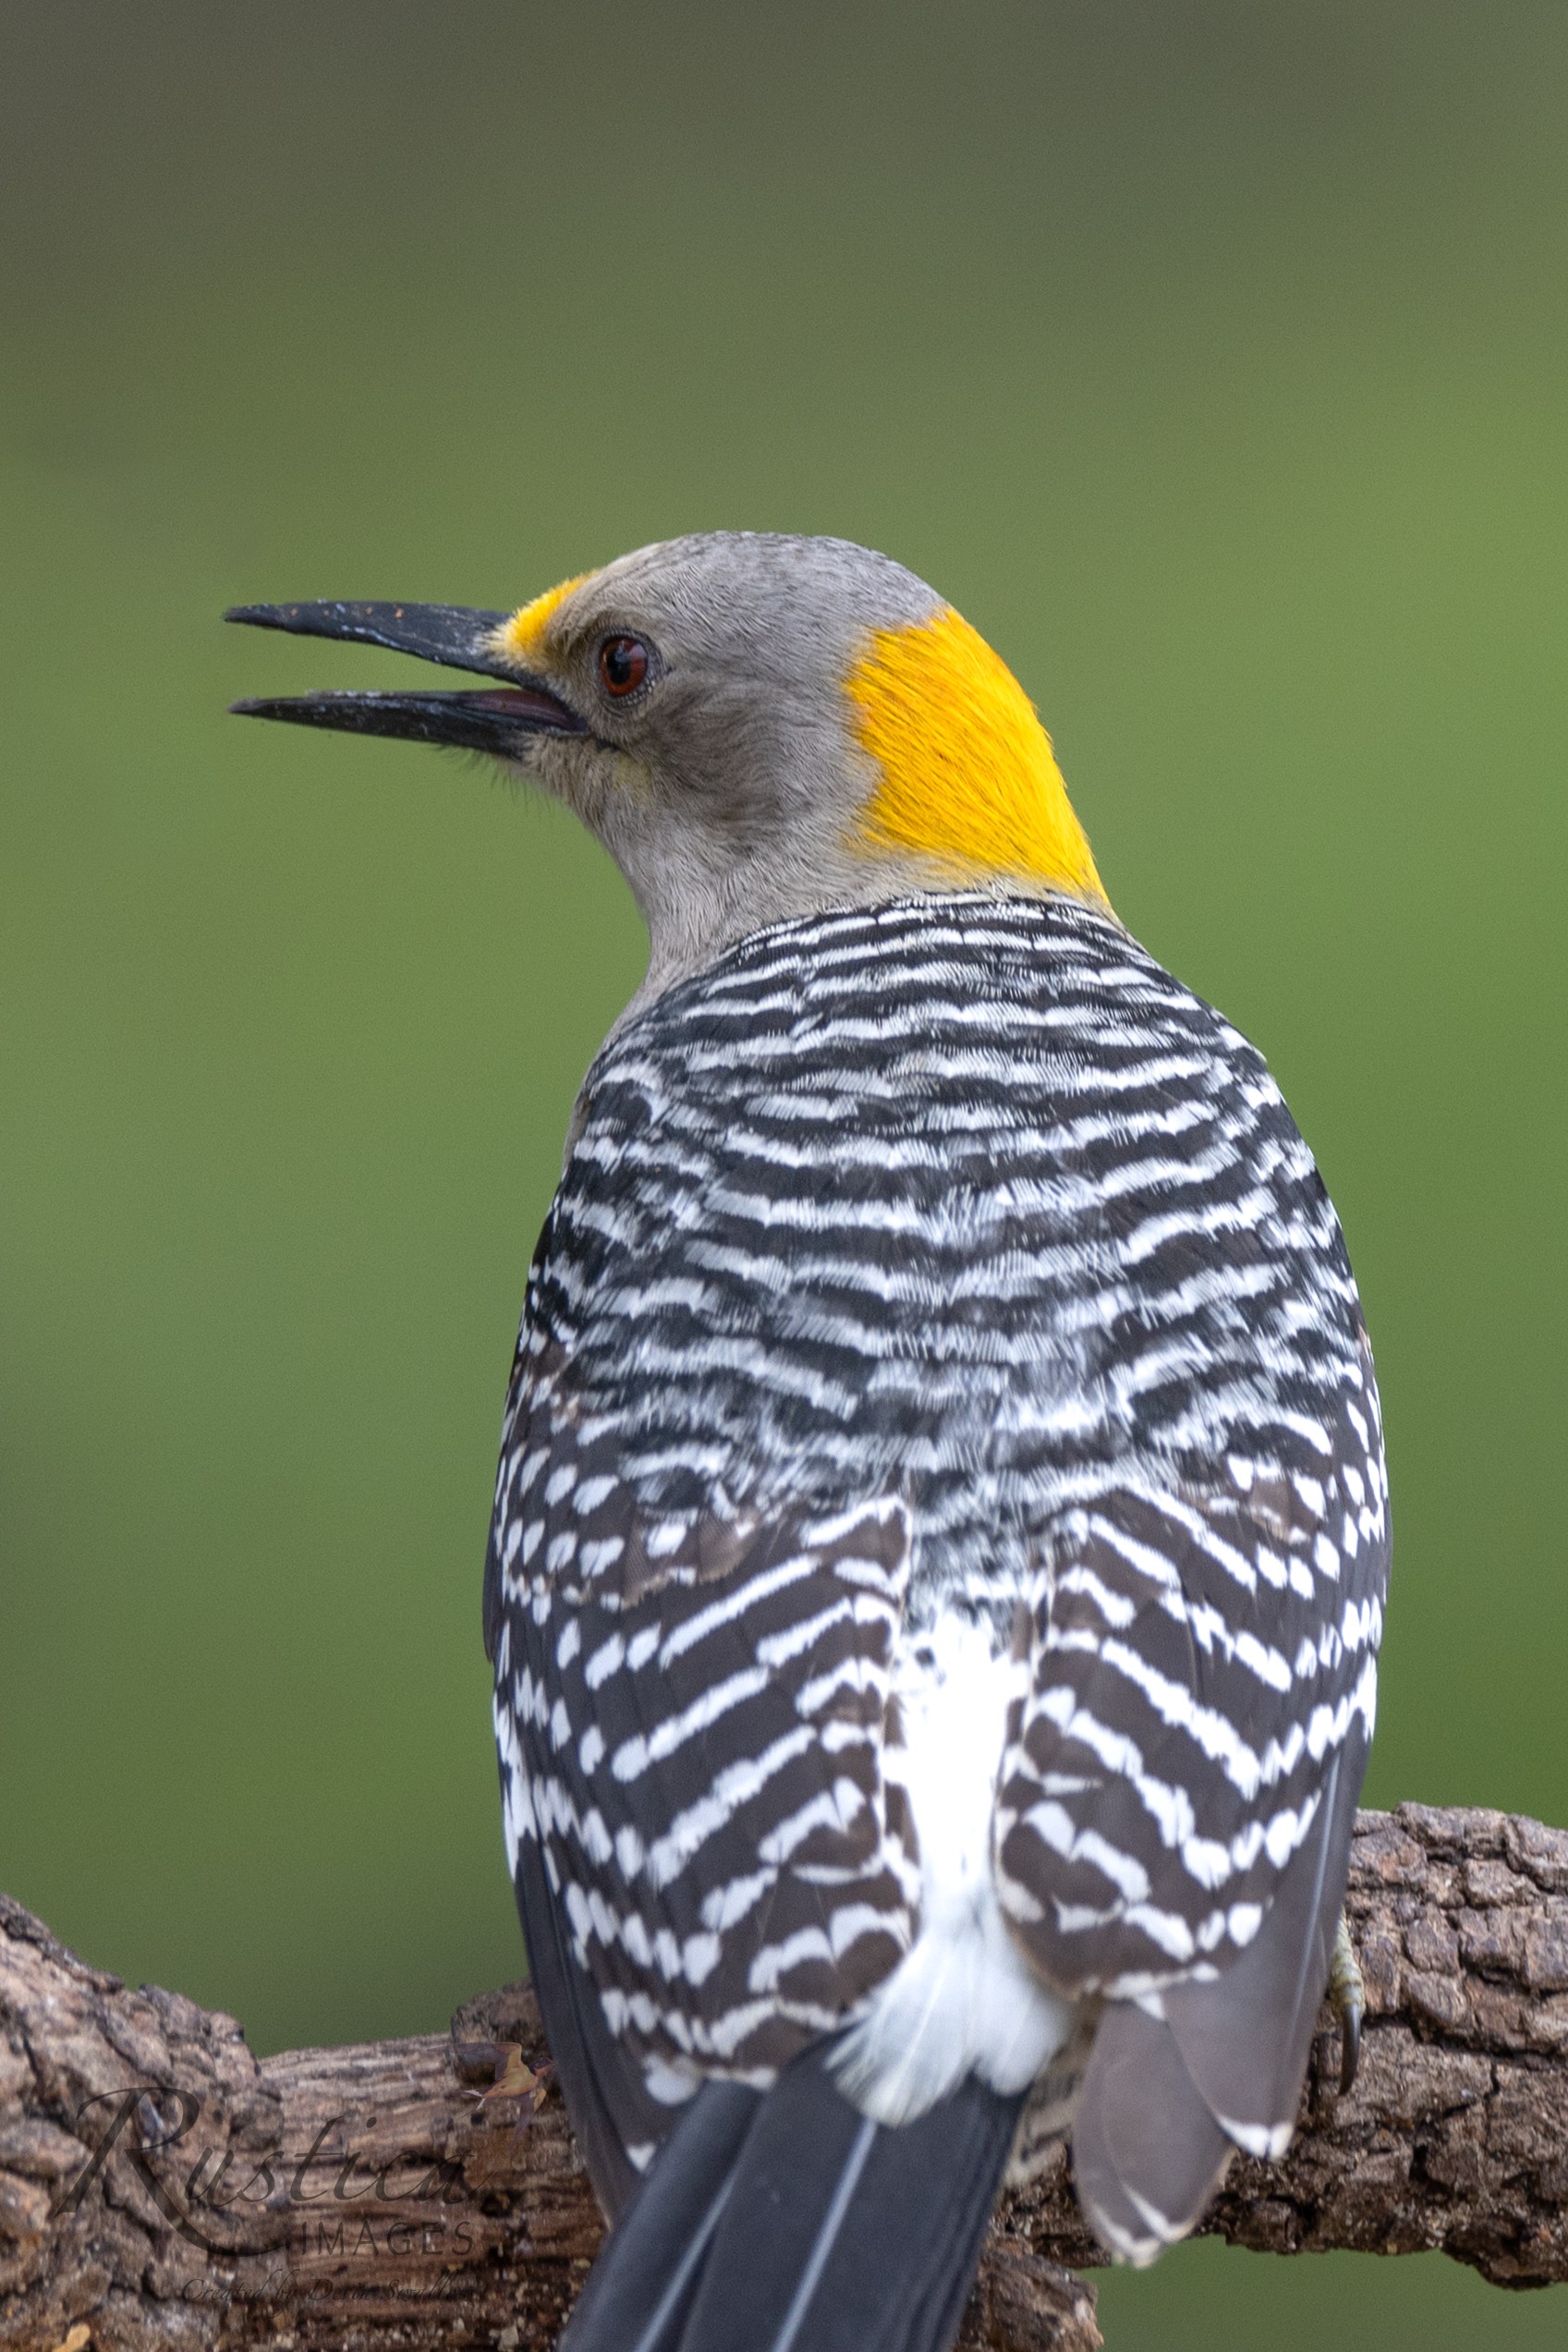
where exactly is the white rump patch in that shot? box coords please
[832,1618,1074,2123]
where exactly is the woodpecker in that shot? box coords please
[230,535,1388,2352]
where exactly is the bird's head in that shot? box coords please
[230,532,1109,994]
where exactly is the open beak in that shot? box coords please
[225,600,587,753]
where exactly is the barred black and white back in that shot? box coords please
[484,889,1388,2264]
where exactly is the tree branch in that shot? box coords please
[4,1805,1565,2352]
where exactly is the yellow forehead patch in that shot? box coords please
[494,572,593,664]
[846,606,1108,906]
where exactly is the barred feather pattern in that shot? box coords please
[486,891,1388,2162]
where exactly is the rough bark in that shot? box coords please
[3,1804,1565,2352]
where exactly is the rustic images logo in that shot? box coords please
[53,2049,552,2297]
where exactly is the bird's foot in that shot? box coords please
[1327,1913,1365,2095]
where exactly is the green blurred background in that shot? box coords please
[3,3,1565,2342]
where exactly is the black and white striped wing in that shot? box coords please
[485,1342,919,2215]
[994,1349,1388,2237]
[997,1372,1386,1995]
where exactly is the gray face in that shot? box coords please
[229,532,965,1005]
[503,535,943,975]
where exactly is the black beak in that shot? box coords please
[225,600,588,752]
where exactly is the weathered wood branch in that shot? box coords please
[3,1804,1566,2352]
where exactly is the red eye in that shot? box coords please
[599,635,650,697]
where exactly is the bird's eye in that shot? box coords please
[599,635,650,698]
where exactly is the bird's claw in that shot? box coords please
[1328,1913,1365,2095]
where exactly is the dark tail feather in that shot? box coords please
[678,2048,1024,2352]
[559,2078,760,2352]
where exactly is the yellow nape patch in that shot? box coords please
[494,572,593,664]
[846,606,1108,905]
